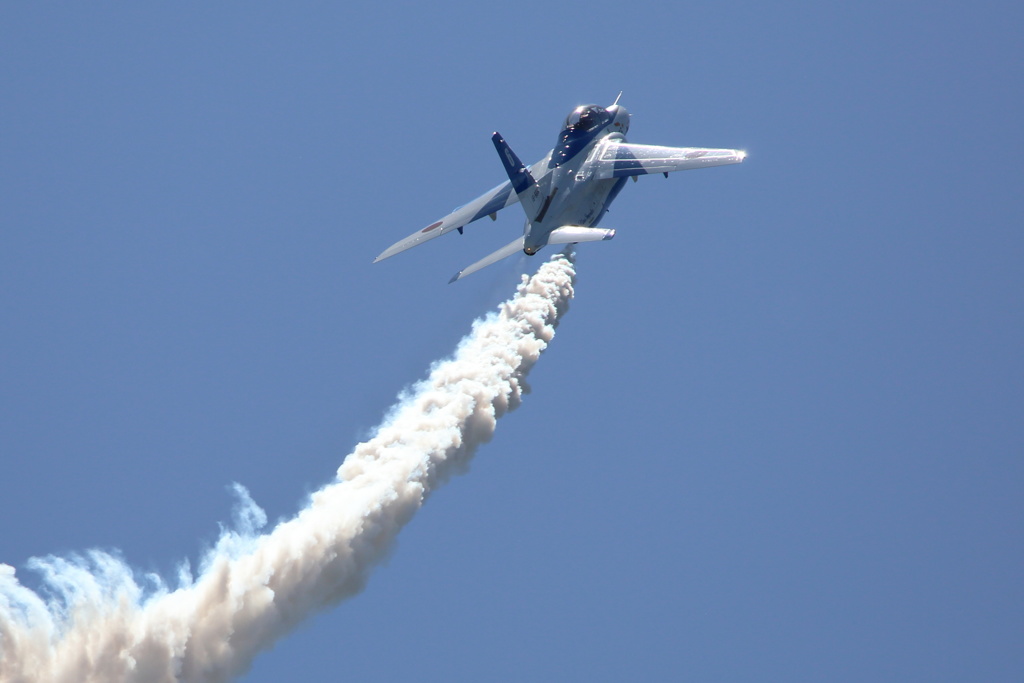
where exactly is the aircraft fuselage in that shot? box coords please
[521,105,633,253]
[373,99,745,282]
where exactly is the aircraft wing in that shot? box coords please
[373,180,518,262]
[593,142,746,179]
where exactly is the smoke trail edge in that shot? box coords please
[0,249,577,683]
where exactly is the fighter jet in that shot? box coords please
[373,96,745,282]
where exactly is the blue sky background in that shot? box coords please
[2,3,1022,681]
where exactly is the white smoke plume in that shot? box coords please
[0,251,577,683]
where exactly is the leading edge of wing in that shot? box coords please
[594,142,746,179]
[372,179,512,264]
[373,180,518,263]
[374,150,553,264]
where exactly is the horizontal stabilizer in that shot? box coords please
[546,226,615,245]
[449,235,527,283]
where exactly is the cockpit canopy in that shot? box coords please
[563,105,607,133]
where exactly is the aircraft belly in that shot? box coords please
[554,177,619,227]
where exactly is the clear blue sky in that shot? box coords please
[2,3,1022,681]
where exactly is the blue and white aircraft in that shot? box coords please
[373,96,745,282]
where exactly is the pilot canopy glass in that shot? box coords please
[563,105,607,133]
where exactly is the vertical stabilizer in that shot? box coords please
[491,133,544,220]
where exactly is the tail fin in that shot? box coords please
[491,133,543,219]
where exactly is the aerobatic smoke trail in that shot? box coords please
[0,251,576,683]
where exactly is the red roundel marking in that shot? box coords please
[421,221,443,233]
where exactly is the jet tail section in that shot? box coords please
[491,133,544,220]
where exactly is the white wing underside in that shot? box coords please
[374,155,550,263]
[593,142,745,179]
[373,138,746,276]
[448,236,526,283]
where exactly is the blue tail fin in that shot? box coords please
[491,133,543,218]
